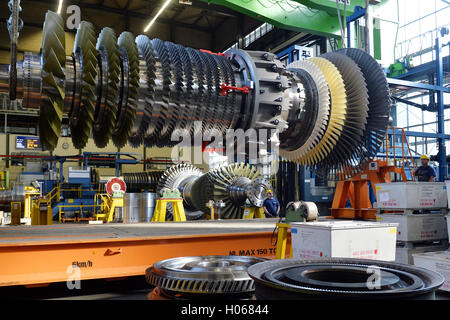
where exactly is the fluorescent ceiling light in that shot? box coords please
[57,0,64,15]
[144,0,172,33]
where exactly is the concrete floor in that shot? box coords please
[0,276,151,300]
[0,276,449,300]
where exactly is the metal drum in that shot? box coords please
[113,206,123,223]
[123,193,142,223]
[12,183,25,201]
[141,192,156,222]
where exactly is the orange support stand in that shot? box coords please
[331,160,411,220]
[331,161,399,219]
[331,127,415,220]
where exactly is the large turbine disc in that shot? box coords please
[39,11,66,151]
[320,52,369,175]
[93,27,120,148]
[70,21,98,149]
[128,35,157,147]
[280,60,330,161]
[337,48,391,163]
[297,57,347,166]
[112,31,140,148]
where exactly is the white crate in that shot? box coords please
[376,213,448,242]
[446,181,450,209]
[447,215,450,240]
[413,251,450,292]
[290,220,398,261]
[396,242,449,265]
[1,217,31,225]
[375,182,447,209]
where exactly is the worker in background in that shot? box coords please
[415,155,436,182]
[263,190,280,218]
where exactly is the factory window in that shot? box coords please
[391,0,450,158]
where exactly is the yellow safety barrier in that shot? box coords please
[58,204,98,223]
[275,223,293,259]
[151,198,186,222]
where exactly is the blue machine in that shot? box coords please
[50,166,98,218]
[31,152,141,219]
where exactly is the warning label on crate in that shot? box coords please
[420,230,438,239]
[419,185,441,207]
[296,249,324,259]
[380,200,399,207]
[419,198,436,207]
[351,249,379,260]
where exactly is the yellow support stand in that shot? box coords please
[275,223,293,259]
[24,186,40,218]
[10,202,22,225]
[206,201,215,220]
[31,199,52,225]
[152,198,186,222]
[242,207,265,219]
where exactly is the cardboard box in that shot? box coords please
[290,220,398,261]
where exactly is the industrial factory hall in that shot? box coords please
[1,0,450,312]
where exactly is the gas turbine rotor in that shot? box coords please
[3,7,393,179]
[156,163,204,220]
[190,163,272,219]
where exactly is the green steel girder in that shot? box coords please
[301,0,367,16]
[203,0,342,37]
[202,0,388,39]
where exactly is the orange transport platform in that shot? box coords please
[0,219,290,287]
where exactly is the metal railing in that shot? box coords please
[382,127,416,180]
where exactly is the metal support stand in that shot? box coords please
[152,199,186,222]
[275,223,292,259]
[10,201,21,225]
[242,207,265,219]
[31,199,52,225]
